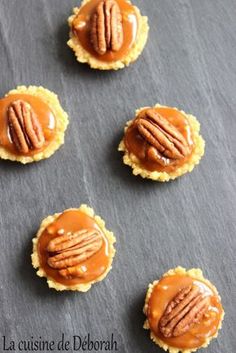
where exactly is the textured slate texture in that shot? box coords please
[0,0,236,352]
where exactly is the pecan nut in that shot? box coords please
[47,229,103,278]
[159,285,210,338]
[135,109,191,166]
[90,0,123,55]
[8,100,45,154]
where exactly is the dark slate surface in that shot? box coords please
[0,0,235,352]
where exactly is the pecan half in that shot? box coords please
[90,0,123,55]
[159,285,210,338]
[8,100,45,154]
[135,109,191,166]
[47,229,103,278]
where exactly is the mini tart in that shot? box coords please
[0,86,69,164]
[67,0,149,70]
[118,104,205,181]
[143,267,224,353]
[32,205,116,292]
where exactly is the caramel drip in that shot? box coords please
[37,210,110,285]
[124,107,194,173]
[72,0,138,62]
[147,275,223,349]
[0,94,56,156]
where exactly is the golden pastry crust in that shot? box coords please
[143,267,225,353]
[118,104,205,181]
[67,0,149,70]
[31,204,116,292]
[0,86,69,164]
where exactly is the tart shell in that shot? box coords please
[31,204,116,292]
[143,267,225,353]
[67,0,149,70]
[0,86,69,164]
[118,104,205,181]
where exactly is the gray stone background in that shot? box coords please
[0,0,235,352]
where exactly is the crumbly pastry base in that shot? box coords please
[31,204,116,292]
[67,0,149,70]
[118,104,205,182]
[143,266,225,353]
[0,86,69,164]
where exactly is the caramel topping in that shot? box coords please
[0,94,56,156]
[147,275,223,349]
[124,107,194,173]
[37,210,110,285]
[72,0,138,62]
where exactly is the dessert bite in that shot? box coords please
[68,0,149,70]
[143,267,224,352]
[32,205,116,291]
[119,104,205,181]
[0,86,68,164]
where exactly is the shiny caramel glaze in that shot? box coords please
[147,275,223,349]
[72,0,138,62]
[0,94,56,156]
[124,107,194,173]
[37,210,110,286]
